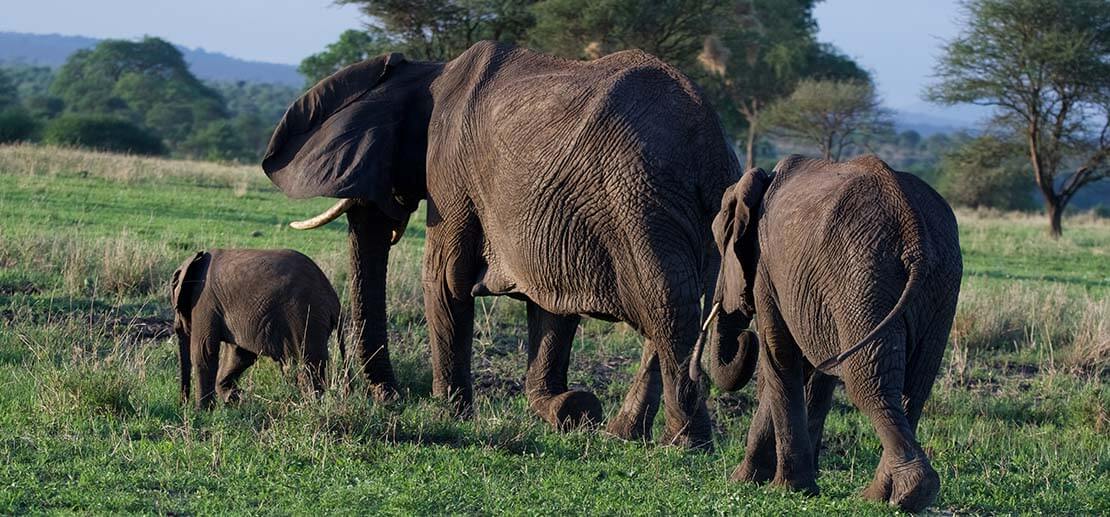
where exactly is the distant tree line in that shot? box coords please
[0,0,1104,227]
[302,0,1108,228]
[0,37,300,161]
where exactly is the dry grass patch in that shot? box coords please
[0,231,175,298]
[0,143,267,190]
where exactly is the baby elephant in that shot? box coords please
[170,249,341,408]
[696,155,962,512]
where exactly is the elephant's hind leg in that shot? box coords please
[843,334,939,513]
[301,329,331,397]
[804,370,839,476]
[525,303,602,430]
[606,346,661,441]
[216,345,257,403]
[652,303,713,450]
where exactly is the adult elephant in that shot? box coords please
[697,155,962,511]
[261,41,740,447]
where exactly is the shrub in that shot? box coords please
[0,108,38,143]
[43,114,167,155]
[938,135,1037,211]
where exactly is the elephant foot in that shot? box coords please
[730,457,774,484]
[864,455,939,513]
[532,390,603,431]
[605,412,653,442]
[769,467,820,496]
[219,388,244,404]
[659,425,713,452]
[369,382,401,405]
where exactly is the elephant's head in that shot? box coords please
[170,251,210,404]
[261,53,443,396]
[702,167,770,392]
[262,52,442,235]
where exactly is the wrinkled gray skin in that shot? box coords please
[261,41,739,447]
[705,155,962,512]
[171,249,340,409]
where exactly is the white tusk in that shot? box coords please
[290,199,357,230]
[700,302,722,332]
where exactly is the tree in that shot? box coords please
[180,120,253,162]
[696,0,868,169]
[763,79,892,161]
[928,0,1110,236]
[0,109,38,143]
[43,114,166,155]
[299,28,397,85]
[50,37,229,156]
[0,69,18,110]
[939,135,1037,211]
[528,0,726,67]
[335,0,537,60]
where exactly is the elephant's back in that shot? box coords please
[430,42,738,320]
[209,249,339,357]
[760,156,963,363]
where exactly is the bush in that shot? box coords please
[179,120,253,162]
[0,108,38,143]
[938,135,1037,211]
[43,115,166,155]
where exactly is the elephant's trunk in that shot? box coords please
[705,309,758,392]
[346,204,400,400]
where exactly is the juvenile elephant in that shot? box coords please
[262,41,739,446]
[171,249,341,408]
[697,155,962,511]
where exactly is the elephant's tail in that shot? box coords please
[814,262,922,371]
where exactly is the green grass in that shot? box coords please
[0,144,1107,514]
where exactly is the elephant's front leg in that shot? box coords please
[348,205,399,402]
[525,303,603,430]
[423,215,480,417]
[605,345,661,441]
[732,375,777,483]
[755,306,819,495]
[189,314,223,409]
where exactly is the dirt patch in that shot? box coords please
[105,316,174,345]
[0,281,41,296]
[582,355,633,393]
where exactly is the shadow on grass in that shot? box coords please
[969,269,1109,291]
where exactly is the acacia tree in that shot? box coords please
[764,79,892,161]
[335,0,537,60]
[928,0,1110,236]
[696,0,867,169]
[299,28,396,85]
[528,0,727,67]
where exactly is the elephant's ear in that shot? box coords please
[170,252,210,327]
[713,168,770,316]
[261,53,410,220]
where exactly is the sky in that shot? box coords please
[0,0,982,123]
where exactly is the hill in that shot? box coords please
[0,31,302,86]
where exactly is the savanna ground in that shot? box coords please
[0,143,1106,514]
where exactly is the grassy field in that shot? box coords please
[0,143,1107,514]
